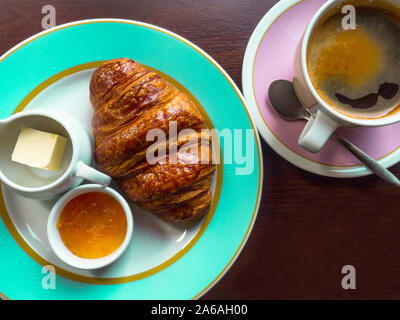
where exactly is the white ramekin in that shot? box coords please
[47,184,133,270]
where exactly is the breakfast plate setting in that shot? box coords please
[0,19,262,300]
[242,0,400,178]
[2,0,400,301]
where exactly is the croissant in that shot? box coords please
[89,58,216,223]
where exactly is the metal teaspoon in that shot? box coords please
[268,79,400,187]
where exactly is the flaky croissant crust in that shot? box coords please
[90,58,216,223]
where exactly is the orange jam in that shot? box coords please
[57,192,127,259]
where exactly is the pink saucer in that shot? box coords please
[242,0,400,177]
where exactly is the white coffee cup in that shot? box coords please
[0,109,111,199]
[294,0,400,153]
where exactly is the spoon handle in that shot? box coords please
[333,133,400,187]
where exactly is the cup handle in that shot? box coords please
[73,161,111,186]
[298,107,339,153]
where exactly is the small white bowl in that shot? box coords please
[47,184,133,270]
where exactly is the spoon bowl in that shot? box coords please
[268,79,309,121]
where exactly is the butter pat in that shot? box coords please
[12,127,68,171]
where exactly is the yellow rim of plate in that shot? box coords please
[0,19,263,300]
[0,60,223,284]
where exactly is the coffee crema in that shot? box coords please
[307,3,400,119]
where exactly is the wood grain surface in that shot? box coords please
[1,0,400,300]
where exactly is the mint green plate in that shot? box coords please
[0,19,263,300]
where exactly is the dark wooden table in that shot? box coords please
[1,0,400,300]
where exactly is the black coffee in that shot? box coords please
[307,4,400,119]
